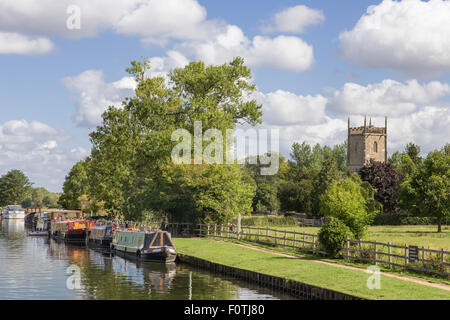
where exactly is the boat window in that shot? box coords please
[152,233,162,247]
[163,233,172,247]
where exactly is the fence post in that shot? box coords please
[214,225,217,237]
[312,234,316,254]
[374,243,378,265]
[404,244,409,266]
[220,225,223,238]
[266,226,269,242]
[284,232,287,248]
[274,230,277,246]
[207,225,210,237]
[257,228,260,242]
[293,232,297,249]
[345,239,349,260]
[388,242,392,269]
[421,246,425,268]
[441,249,445,272]
[359,240,363,261]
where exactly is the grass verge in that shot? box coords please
[173,238,450,300]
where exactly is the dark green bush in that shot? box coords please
[318,217,353,258]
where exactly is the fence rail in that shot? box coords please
[111,220,449,277]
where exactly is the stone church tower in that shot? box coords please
[347,116,387,172]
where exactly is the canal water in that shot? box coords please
[0,220,294,300]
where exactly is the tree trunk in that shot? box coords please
[437,217,442,233]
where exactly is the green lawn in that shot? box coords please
[173,238,450,300]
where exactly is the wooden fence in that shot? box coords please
[196,224,450,277]
[112,221,449,277]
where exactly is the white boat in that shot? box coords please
[2,205,26,219]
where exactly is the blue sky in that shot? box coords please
[0,0,449,192]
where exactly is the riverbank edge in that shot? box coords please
[176,253,365,300]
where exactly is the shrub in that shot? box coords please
[318,217,353,258]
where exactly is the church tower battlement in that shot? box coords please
[347,116,387,172]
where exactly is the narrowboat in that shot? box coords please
[28,212,50,236]
[2,205,26,219]
[88,224,114,248]
[50,219,93,242]
[111,229,177,263]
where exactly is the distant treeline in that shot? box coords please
[0,169,61,208]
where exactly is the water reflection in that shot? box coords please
[0,220,295,300]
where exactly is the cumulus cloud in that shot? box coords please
[261,5,325,34]
[328,79,450,117]
[181,25,315,72]
[339,0,450,77]
[0,120,88,192]
[62,70,136,128]
[255,90,327,126]
[0,32,54,55]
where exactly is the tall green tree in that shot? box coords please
[405,142,422,167]
[319,176,379,238]
[0,170,33,206]
[58,160,90,210]
[81,57,262,222]
[400,150,450,232]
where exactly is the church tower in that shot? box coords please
[347,116,387,172]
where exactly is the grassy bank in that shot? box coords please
[173,238,450,300]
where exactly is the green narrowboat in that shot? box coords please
[111,229,177,263]
[88,224,114,248]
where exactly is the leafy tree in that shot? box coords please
[79,57,262,222]
[245,152,284,213]
[319,176,379,238]
[405,142,422,167]
[388,151,417,178]
[58,160,89,210]
[157,163,255,224]
[359,159,402,213]
[311,157,341,216]
[400,150,449,232]
[0,170,33,206]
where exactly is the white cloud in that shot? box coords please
[339,0,450,76]
[115,0,214,44]
[0,120,88,192]
[256,90,327,126]
[62,70,136,128]
[182,25,315,72]
[0,32,54,55]
[261,5,325,34]
[147,50,190,78]
[328,79,450,117]
[388,107,450,153]
[0,0,139,39]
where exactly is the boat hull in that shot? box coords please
[113,247,177,264]
[51,231,86,243]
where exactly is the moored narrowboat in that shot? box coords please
[88,224,114,248]
[51,219,93,242]
[111,229,177,263]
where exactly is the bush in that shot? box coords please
[318,217,353,258]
